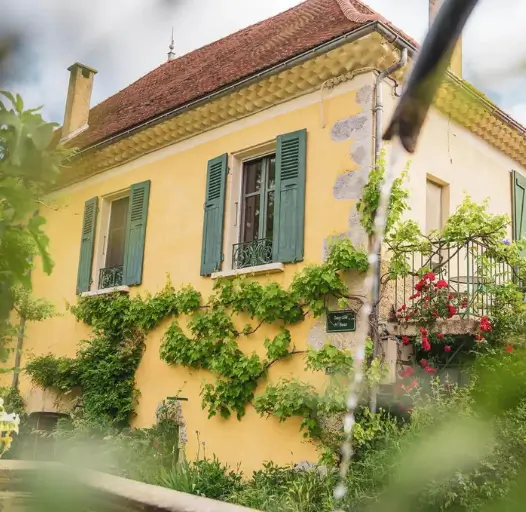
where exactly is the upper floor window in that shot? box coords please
[512,170,526,246]
[234,155,276,269]
[426,178,447,235]
[199,129,307,277]
[99,196,129,289]
[76,181,150,294]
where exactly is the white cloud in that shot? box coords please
[507,103,526,125]
[0,0,301,121]
[1,0,525,127]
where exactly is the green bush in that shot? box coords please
[149,457,243,501]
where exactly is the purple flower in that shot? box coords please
[502,239,510,246]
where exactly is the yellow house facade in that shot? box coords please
[3,0,526,472]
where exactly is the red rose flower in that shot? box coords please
[415,280,425,292]
[437,333,445,339]
[420,359,428,367]
[480,316,492,332]
[402,336,410,346]
[448,293,456,300]
[399,367,416,379]
[420,327,428,335]
[444,345,452,352]
[424,366,437,374]
[447,305,457,318]
[436,280,448,289]
[475,334,484,342]
[403,380,419,391]
[426,272,436,281]
[506,345,514,353]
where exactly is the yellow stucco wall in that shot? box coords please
[3,74,378,473]
[3,70,524,473]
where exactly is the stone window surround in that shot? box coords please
[214,139,284,279]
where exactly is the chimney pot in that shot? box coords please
[62,62,97,141]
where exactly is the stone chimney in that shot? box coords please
[61,62,97,141]
[429,0,462,77]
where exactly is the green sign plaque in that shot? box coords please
[326,310,356,333]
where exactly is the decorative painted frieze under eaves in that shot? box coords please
[60,31,525,188]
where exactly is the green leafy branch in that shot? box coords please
[25,238,370,429]
[160,238,370,420]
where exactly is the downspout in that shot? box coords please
[369,46,408,414]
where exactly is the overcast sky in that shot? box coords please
[1,0,525,126]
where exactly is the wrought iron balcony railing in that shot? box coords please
[98,265,124,289]
[232,238,273,270]
[393,239,522,320]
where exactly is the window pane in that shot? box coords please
[106,197,129,268]
[267,156,276,190]
[426,180,443,235]
[265,190,275,240]
[244,159,262,195]
[243,194,260,243]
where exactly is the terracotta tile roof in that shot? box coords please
[67,0,392,150]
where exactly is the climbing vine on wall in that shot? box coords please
[160,239,369,421]
[24,239,375,435]
[23,152,414,443]
[25,285,202,427]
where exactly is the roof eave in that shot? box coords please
[72,21,380,156]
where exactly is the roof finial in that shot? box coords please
[167,28,175,61]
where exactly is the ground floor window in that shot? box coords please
[26,412,69,461]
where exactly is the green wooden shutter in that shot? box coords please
[272,129,307,263]
[513,170,526,247]
[123,180,150,286]
[200,154,228,276]
[76,197,98,294]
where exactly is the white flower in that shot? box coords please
[0,412,20,435]
[0,412,19,424]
